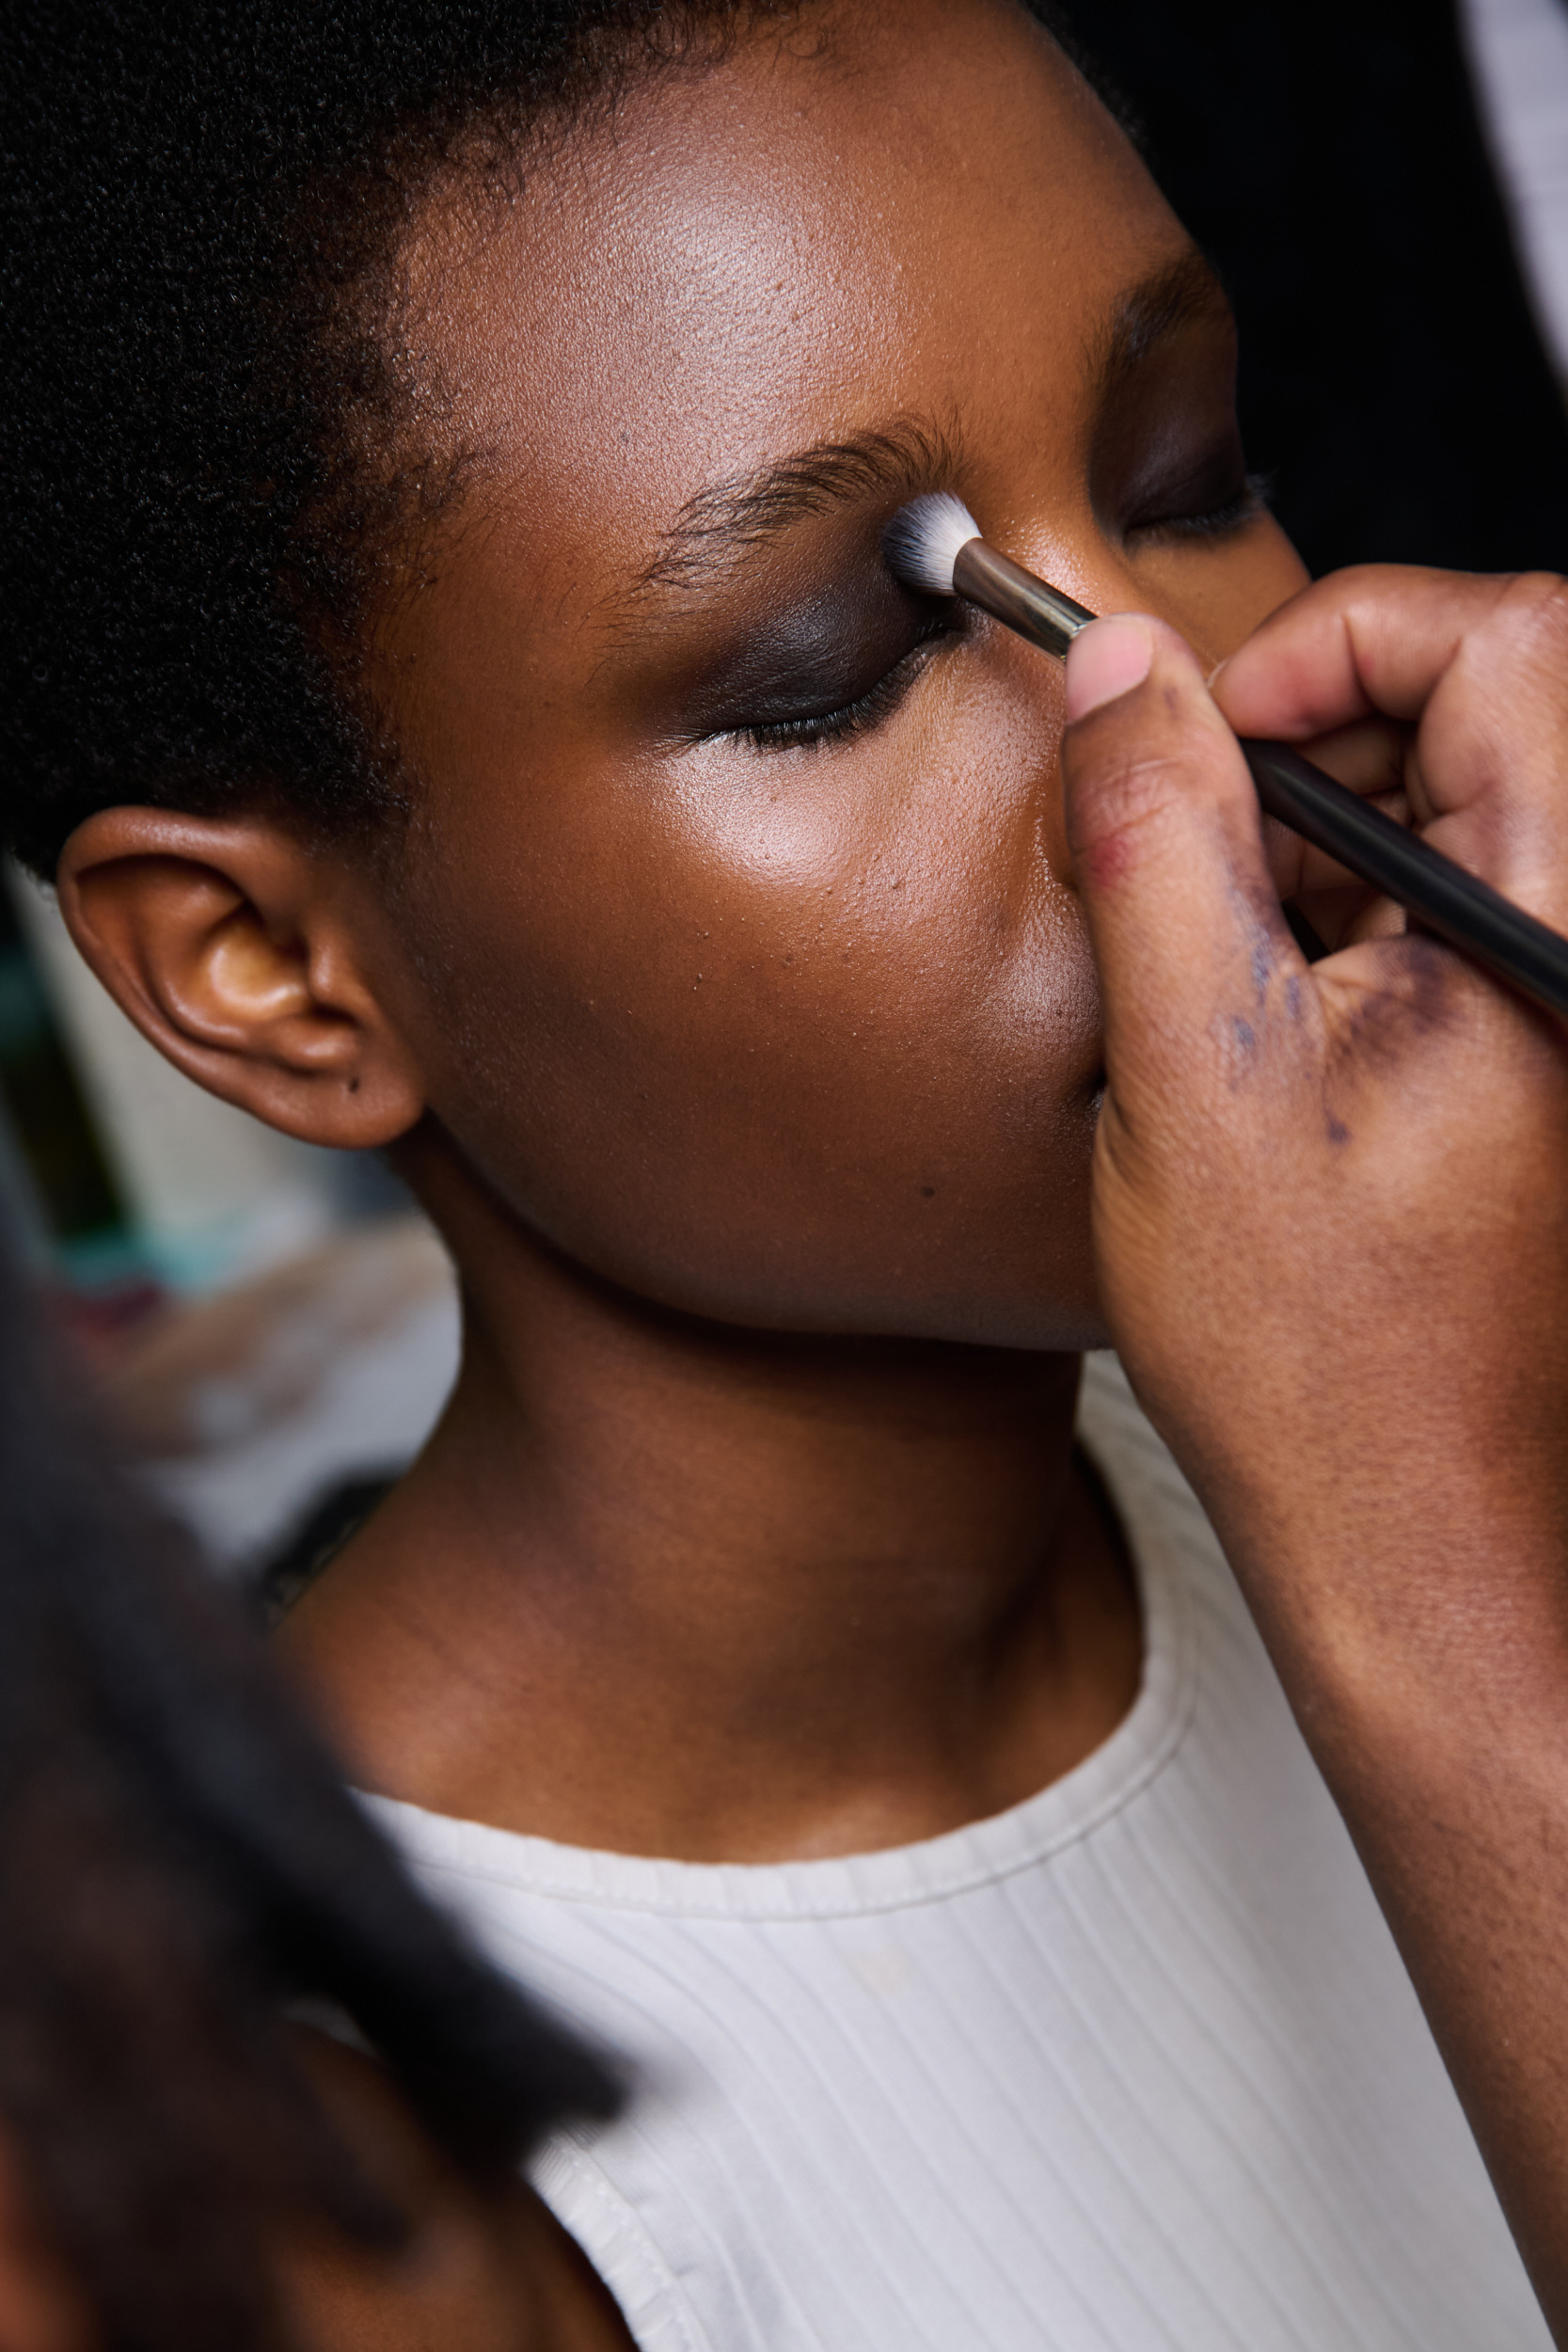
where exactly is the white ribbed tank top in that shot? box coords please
[370,1356,1546,2351]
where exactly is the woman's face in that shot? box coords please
[368,0,1307,1349]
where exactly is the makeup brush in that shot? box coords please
[883,493,1568,1022]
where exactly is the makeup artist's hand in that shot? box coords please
[1059,564,1568,2343]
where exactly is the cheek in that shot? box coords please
[398,707,1105,1338]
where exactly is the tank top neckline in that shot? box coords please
[366,1363,1200,1925]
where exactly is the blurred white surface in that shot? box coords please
[131,1216,462,1570]
[1463,0,1568,379]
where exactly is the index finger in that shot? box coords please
[1215,563,1568,926]
[1211,565,1560,741]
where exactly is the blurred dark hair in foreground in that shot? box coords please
[0,1225,619,2349]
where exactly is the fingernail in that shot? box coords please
[1064,613,1156,721]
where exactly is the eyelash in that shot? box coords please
[1127,470,1274,546]
[732,473,1271,757]
[736,625,954,755]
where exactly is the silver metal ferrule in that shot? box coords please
[952,541,1096,658]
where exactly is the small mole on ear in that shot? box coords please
[348,1077,360,1094]
[920,1185,936,1199]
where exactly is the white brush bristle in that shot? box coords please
[881,493,980,596]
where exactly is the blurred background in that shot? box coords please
[1,864,459,1603]
[1058,0,1568,572]
[11,0,1568,1602]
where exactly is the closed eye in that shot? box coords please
[1124,469,1273,548]
[723,615,957,754]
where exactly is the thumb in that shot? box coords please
[1061,613,1303,1101]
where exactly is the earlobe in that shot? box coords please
[55,807,426,1150]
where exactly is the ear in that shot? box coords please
[55,808,426,1150]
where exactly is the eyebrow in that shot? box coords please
[631,244,1229,606]
[1092,245,1232,399]
[633,415,963,603]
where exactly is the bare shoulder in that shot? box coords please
[278,2029,636,2352]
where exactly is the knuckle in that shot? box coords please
[1459,574,1568,888]
[1332,560,1416,603]
[1327,562,1441,639]
[1486,569,1568,679]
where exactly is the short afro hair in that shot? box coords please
[2,2,804,874]
[3,0,1085,877]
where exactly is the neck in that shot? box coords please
[280,1184,1139,1863]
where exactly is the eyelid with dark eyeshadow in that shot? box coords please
[676,576,960,752]
[733,622,955,753]
[699,456,1265,760]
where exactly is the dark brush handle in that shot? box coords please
[946,536,1568,1020]
[1242,738,1568,1021]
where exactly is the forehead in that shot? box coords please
[402,0,1181,577]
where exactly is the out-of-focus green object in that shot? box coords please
[0,884,135,1283]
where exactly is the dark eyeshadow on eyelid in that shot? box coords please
[672,571,942,735]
